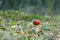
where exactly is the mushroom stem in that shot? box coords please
[34,25,40,32]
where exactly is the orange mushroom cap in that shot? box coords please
[33,19,40,25]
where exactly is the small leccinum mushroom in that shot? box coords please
[33,19,40,32]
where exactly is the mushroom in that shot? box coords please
[33,19,40,33]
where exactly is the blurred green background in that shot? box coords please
[0,0,60,15]
[0,0,60,21]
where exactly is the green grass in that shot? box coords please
[0,11,60,40]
